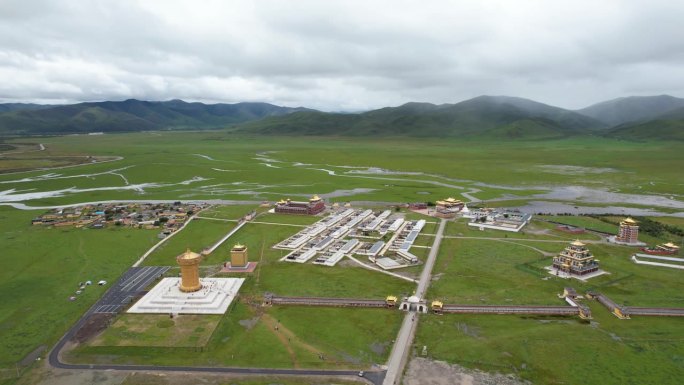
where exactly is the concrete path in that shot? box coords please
[132,214,198,267]
[346,255,417,283]
[383,218,447,385]
[205,221,247,254]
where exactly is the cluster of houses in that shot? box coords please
[31,202,208,234]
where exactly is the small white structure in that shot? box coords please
[468,209,531,232]
[399,295,428,313]
[128,277,244,314]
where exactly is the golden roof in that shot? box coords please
[571,240,585,247]
[431,300,443,307]
[310,194,321,201]
[622,217,637,225]
[233,243,246,250]
[278,199,287,204]
[386,295,398,302]
[178,248,201,260]
[663,242,680,249]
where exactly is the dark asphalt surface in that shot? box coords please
[94,266,169,313]
[49,266,386,385]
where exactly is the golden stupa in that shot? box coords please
[176,248,202,292]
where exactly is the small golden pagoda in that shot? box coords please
[431,300,444,313]
[230,243,248,268]
[176,248,202,292]
[385,295,398,307]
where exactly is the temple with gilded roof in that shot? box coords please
[275,195,326,215]
[552,240,600,276]
[434,197,465,218]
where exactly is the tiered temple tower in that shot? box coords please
[553,240,599,276]
[176,248,202,292]
[616,217,639,244]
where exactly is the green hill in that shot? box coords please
[237,95,605,138]
[0,99,311,134]
[0,103,54,113]
[577,95,684,126]
[606,119,684,141]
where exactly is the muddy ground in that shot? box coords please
[403,357,529,385]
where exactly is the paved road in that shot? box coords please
[416,219,447,299]
[383,218,447,385]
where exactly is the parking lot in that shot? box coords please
[94,266,169,314]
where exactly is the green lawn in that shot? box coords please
[253,212,322,226]
[537,215,619,233]
[70,303,402,370]
[199,205,260,220]
[416,305,684,385]
[143,218,237,266]
[0,206,158,371]
[1,132,683,383]
[91,314,222,347]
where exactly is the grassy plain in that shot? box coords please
[421,218,684,385]
[142,218,236,266]
[415,306,684,385]
[0,206,158,379]
[1,132,683,383]
[1,133,683,206]
[91,314,221,347]
[70,303,402,370]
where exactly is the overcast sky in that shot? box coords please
[1,0,683,111]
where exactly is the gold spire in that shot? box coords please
[622,217,637,225]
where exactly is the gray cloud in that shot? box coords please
[0,0,683,110]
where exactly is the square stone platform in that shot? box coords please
[128,277,244,315]
[220,261,258,273]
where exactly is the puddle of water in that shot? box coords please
[511,201,684,217]
[536,165,618,175]
[531,186,684,209]
[0,176,209,203]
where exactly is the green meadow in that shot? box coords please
[420,217,684,385]
[69,303,403,370]
[1,132,683,207]
[0,132,682,384]
[0,206,158,378]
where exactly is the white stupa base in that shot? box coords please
[128,277,244,314]
[607,236,646,246]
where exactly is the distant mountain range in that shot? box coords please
[1,95,683,140]
[0,99,311,134]
[237,96,605,139]
[236,94,684,140]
